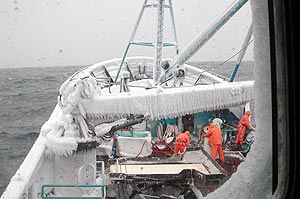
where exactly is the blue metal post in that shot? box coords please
[229,22,253,82]
[230,63,240,82]
[41,184,105,199]
[114,0,147,83]
[114,43,130,83]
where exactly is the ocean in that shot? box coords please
[0,61,254,195]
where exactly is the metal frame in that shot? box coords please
[114,0,179,84]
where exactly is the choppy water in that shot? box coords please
[0,61,254,195]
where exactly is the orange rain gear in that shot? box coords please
[204,123,224,161]
[173,131,190,155]
[235,111,253,145]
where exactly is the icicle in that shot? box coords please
[80,81,254,120]
[77,103,87,119]
[45,134,78,156]
[77,116,90,139]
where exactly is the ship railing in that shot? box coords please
[41,184,105,199]
[40,161,106,199]
[96,160,106,197]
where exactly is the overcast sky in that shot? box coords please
[0,0,253,68]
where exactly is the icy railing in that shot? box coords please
[82,80,254,120]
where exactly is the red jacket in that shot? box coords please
[238,111,253,130]
[204,124,223,145]
[175,131,190,147]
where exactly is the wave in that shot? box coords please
[0,131,39,145]
[14,131,39,140]
[0,131,9,135]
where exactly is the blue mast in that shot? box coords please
[229,22,253,82]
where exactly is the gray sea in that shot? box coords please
[0,61,254,195]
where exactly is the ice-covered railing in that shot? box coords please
[40,68,102,156]
[82,80,254,120]
[82,56,226,86]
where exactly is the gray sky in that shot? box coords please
[0,0,253,68]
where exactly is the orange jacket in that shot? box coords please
[238,111,253,130]
[204,124,223,145]
[175,131,190,147]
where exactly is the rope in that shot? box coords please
[214,38,254,68]
[151,141,174,157]
[135,140,148,158]
[192,38,254,82]
[114,139,148,158]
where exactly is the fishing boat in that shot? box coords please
[1,0,255,198]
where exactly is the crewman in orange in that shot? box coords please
[235,111,253,146]
[173,131,190,158]
[204,123,224,162]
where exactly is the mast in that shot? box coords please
[114,0,179,85]
[158,0,249,84]
[229,22,253,82]
[153,0,165,84]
